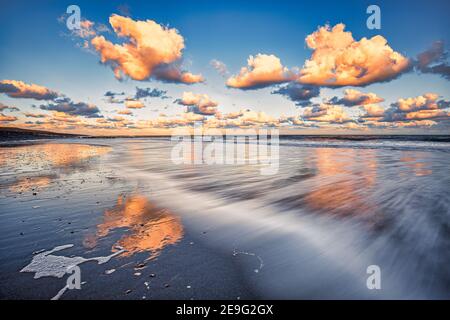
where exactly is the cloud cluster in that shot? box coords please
[24,112,47,118]
[40,98,102,118]
[0,79,103,119]
[21,111,97,131]
[226,54,296,89]
[0,80,61,101]
[227,23,414,98]
[328,89,384,106]
[302,104,352,124]
[204,109,280,128]
[90,14,203,83]
[361,93,450,125]
[395,120,438,128]
[149,112,205,128]
[298,24,410,87]
[176,92,219,115]
[394,93,442,112]
[228,109,278,127]
[105,87,169,105]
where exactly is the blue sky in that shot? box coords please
[0,0,449,134]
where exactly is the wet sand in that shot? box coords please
[0,141,255,299]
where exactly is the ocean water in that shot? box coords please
[1,136,449,299]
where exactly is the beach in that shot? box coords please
[1,136,450,299]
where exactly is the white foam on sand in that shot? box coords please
[21,244,125,299]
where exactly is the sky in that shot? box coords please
[0,0,449,135]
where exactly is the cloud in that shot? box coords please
[96,116,135,128]
[271,82,320,106]
[0,102,19,112]
[205,109,280,128]
[105,87,169,104]
[216,109,248,120]
[210,59,229,77]
[125,99,145,109]
[149,112,205,128]
[50,112,81,123]
[415,41,450,80]
[328,89,384,106]
[302,104,352,123]
[117,109,133,115]
[226,54,296,89]
[403,109,450,121]
[0,113,18,122]
[104,91,125,104]
[0,80,60,100]
[40,98,102,118]
[145,107,281,129]
[105,91,125,97]
[394,93,443,112]
[381,93,450,122]
[61,16,110,39]
[359,93,450,129]
[20,111,97,131]
[90,14,203,83]
[151,63,204,84]
[298,24,410,87]
[395,120,438,127]
[107,116,126,122]
[231,109,279,127]
[134,87,169,99]
[176,92,219,115]
[77,20,97,38]
[24,112,47,118]
[361,104,385,118]
[279,115,312,126]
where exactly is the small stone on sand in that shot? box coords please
[135,263,146,270]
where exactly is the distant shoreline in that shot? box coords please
[2,126,450,143]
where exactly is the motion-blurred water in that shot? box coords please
[105,136,450,299]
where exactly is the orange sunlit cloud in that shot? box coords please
[226,54,296,89]
[0,79,60,101]
[298,24,410,86]
[90,14,204,83]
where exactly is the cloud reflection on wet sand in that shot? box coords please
[302,148,378,218]
[0,143,111,193]
[92,194,184,259]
